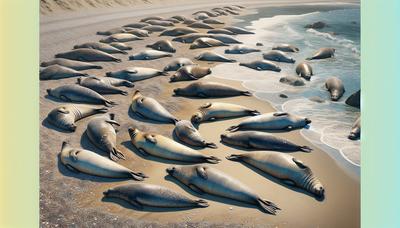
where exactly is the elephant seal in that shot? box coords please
[239,60,281,72]
[130,90,178,124]
[106,67,168,82]
[171,15,187,21]
[295,62,313,80]
[183,18,197,25]
[203,18,224,24]
[209,34,242,44]
[77,77,128,95]
[160,27,199,36]
[163,58,194,71]
[128,128,220,163]
[89,76,134,88]
[165,17,181,23]
[170,65,211,82]
[142,25,168,32]
[125,28,151,37]
[226,152,324,197]
[188,22,215,29]
[145,19,174,27]
[263,50,295,63]
[225,45,260,54]
[47,104,107,132]
[74,42,127,54]
[40,59,102,71]
[191,102,260,124]
[100,33,143,43]
[103,183,209,209]
[279,76,305,86]
[345,90,360,108]
[47,84,117,107]
[207,28,236,35]
[40,65,88,80]
[227,112,311,132]
[123,22,150,28]
[193,10,218,17]
[194,13,209,20]
[348,116,360,140]
[225,9,240,15]
[60,141,146,180]
[146,40,176,53]
[86,114,125,161]
[174,120,217,148]
[55,48,121,62]
[195,51,236,62]
[221,131,312,152]
[174,82,251,98]
[272,44,299,52]
[140,16,164,22]
[97,27,126,35]
[190,38,228,49]
[224,26,254,34]
[306,48,335,60]
[166,165,280,214]
[109,42,132,51]
[325,77,345,101]
[172,33,210,43]
[129,50,173,60]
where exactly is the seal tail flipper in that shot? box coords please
[104,100,117,107]
[110,148,126,161]
[205,156,221,164]
[124,81,135,87]
[226,125,240,132]
[120,91,129,96]
[95,107,108,113]
[241,91,252,96]
[129,171,148,181]
[194,199,209,208]
[205,142,218,149]
[225,154,243,161]
[247,110,261,116]
[94,65,103,69]
[299,146,312,153]
[257,198,280,215]
[161,71,169,76]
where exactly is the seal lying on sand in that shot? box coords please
[263,50,295,63]
[96,27,127,35]
[174,82,251,98]
[123,22,150,28]
[188,22,215,29]
[203,18,224,24]
[306,48,335,60]
[77,77,128,95]
[295,62,313,80]
[208,34,242,44]
[272,44,299,52]
[207,28,236,35]
[129,50,173,60]
[106,67,167,82]
[166,165,280,214]
[195,51,235,62]
[109,42,132,51]
[55,48,121,62]
[128,128,220,163]
[174,120,217,148]
[172,33,211,43]
[223,26,254,34]
[140,16,164,22]
[190,38,229,49]
[279,76,305,86]
[100,33,143,43]
[40,59,102,71]
[170,65,211,82]
[146,19,174,27]
[40,65,88,80]
[73,42,127,54]
[146,40,176,53]
[142,25,168,32]
[86,76,134,88]
[163,58,194,71]
[160,27,199,36]
[348,116,360,140]
[325,77,345,101]
[239,60,281,72]
[225,45,260,54]
[125,28,151,37]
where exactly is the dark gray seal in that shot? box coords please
[142,25,168,32]
[188,22,215,29]
[77,77,128,96]
[96,27,127,35]
[129,50,173,60]
[174,120,217,149]
[73,42,127,54]
[203,18,224,24]
[106,67,168,82]
[305,21,327,29]
[159,27,199,36]
[306,48,335,60]
[345,90,360,109]
[195,51,236,62]
[325,77,345,101]
[224,45,260,54]
[146,40,176,53]
[272,44,299,52]
[40,59,102,71]
[207,28,236,35]
[163,58,194,71]
[55,48,121,62]
[208,34,242,44]
[263,50,295,63]
[123,22,150,28]
[170,65,211,82]
[40,65,88,80]
[173,81,251,98]
[295,62,313,80]
[239,60,281,72]
[348,116,360,140]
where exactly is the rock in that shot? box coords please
[279,76,305,86]
[345,90,360,108]
[305,21,327,29]
[256,42,263,46]
[279,93,288,98]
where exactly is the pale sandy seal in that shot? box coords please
[130,90,178,124]
[160,27,199,36]
[170,65,211,82]
[225,45,260,54]
[166,165,280,214]
[221,131,312,152]
[239,60,281,72]
[174,81,251,98]
[146,40,176,53]
[172,33,210,43]
[86,114,125,161]
[226,151,324,197]
[100,33,143,43]
[40,59,102,71]
[348,116,360,140]
[193,10,218,17]
[124,28,151,37]
[97,27,127,35]
[272,44,299,52]
[345,90,360,108]
[40,65,88,80]
[109,42,132,51]
[47,84,117,107]
[224,9,240,15]
[73,42,127,54]
[203,18,224,24]
[325,77,345,101]
[195,51,236,62]
[171,15,187,21]
[279,76,305,86]
[194,13,209,20]
[227,112,311,132]
[88,76,134,88]
[224,26,254,34]
[163,58,195,71]
[190,37,229,49]
[263,50,295,63]
[174,120,217,148]
[306,48,335,60]
[60,141,146,180]
[145,19,174,27]
[141,25,168,32]
[128,128,220,163]
[191,102,260,124]
[208,34,242,44]
[295,62,313,80]
[207,28,236,35]
[140,16,164,22]
[129,50,173,60]
[106,67,168,82]
[188,22,215,29]
[77,77,128,95]
[123,22,150,28]
[47,104,107,131]
[103,183,209,209]
[183,18,197,25]
[55,48,121,62]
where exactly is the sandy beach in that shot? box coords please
[40,1,360,227]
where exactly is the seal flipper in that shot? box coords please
[247,110,260,116]
[299,146,312,153]
[292,158,310,169]
[226,125,240,132]
[129,171,147,181]
[273,112,288,117]
[241,91,251,96]
[205,156,221,164]
[225,154,243,161]
[110,148,126,161]
[257,198,280,215]
[120,91,129,96]
[194,199,209,208]
[205,142,218,149]
[104,100,117,107]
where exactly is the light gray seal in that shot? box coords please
[207,29,236,35]
[345,90,360,109]
[124,28,151,37]
[106,67,168,82]
[171,15,187,21]
[295,62,313,80]
[140,16,164,22]
[191,102,260,124]
[226,151,324,197]
[46,84,117,107]
[159,27,199,36]
[208,34,242,44]
[325,77,345,101]
[129,50,173,60]
[141,25,168,32]
[128,128,220,163]
[239,60,281,72]
[174,120,217,148]
[348,116,360,140]
[193,10,218,17]
[166,165,280,215]
[109,42,132,51]
[40,59,102,71]
[55,48,121,62]
[77,77,128,95]
[103,183,209,209]
[86,114,125,161]
[145,19,174,27]
[170,65,211,82]
[195,51,236,62]
[172,33,210,43]
[306,48,335,60]
[203,18,224,24]
[188,22,215,29]
[47,104,107,132]
[183,18,197,25]
[272,44,299,52]
[93,76,134,87]
[165,17,181,23]
[194,13,209,20]
[123,22,150,28]
[130,90,178,124]
[221,131,312,152]
[227,112,311,132]
[173,81,251,98]
[146,40,176,53]
[263,50,295,63]
[97,27,126,35]
[73,42,127,54]
[224,45,260,54]
[40,65,88,80]
[190,37,229,49]
[163,58,194,71]
[279,76,305,86]
[223,26,254,34]
[60,141,146,180]
[99,33,143,43]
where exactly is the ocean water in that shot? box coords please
[210,5,360,174]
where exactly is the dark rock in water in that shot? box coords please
[256,42,263,46]
[345,90,360,108]
[305,21,327,29]
[351,21,357,25]
[279,76,305,86]
[309,96,325,103]
[279,93,288,98]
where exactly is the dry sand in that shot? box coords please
[40,1,360,227]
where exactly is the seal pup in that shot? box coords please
[172,33,211,43]
[40,59,102,71]
[163,58,194,71]
[279,76,305,86]
[103,183,209,209]
[100,33,143,43]
[223,26,254,34]
[208,34,242,44]
[128,128,220,163]
[272,44,299,52]
[174,120,217,148]
[348,116,360,140]
[47,104,107,132]
[225,45,260,54]
[295,62,313,80]
[227,112,311,132]
[263,50,295,63]
[195,51,236,62]
[109,42,132,51]
[146,40,176,53]
[46,84,117,107]
[188,22,215,29]
[207,28,236,35]
[345,90,360,108]
[129,50,173,60]
[77,77,128,95]
[40,65,88,80]
[203,18,224,24]
[141,25,168,32]
[306,48,335,60]
[226,152,324,197]
[174,82,251,98]
[73,42,127,54]
[325,77,345,101]
[239,60,281,72]
[60,141,146,180]
[123,22,150,28]
[166,165,280,214]
[190,38,229,49]
[191,102,260,124]
[170,65,211,82]
[55,48,121,62]
[140,16,164,22]
[130,90,178,124]
[106,67,168,82]
[145,19,174,27]
[86,114,125,161]
[160,27,199,36]
[221,131,312,152]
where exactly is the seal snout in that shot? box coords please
[166,167,175,175]
[313,184,325,198]
[128,127,138,139]
[220,134,228,142]
[46,88,52,95]
[305,118,312,124]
